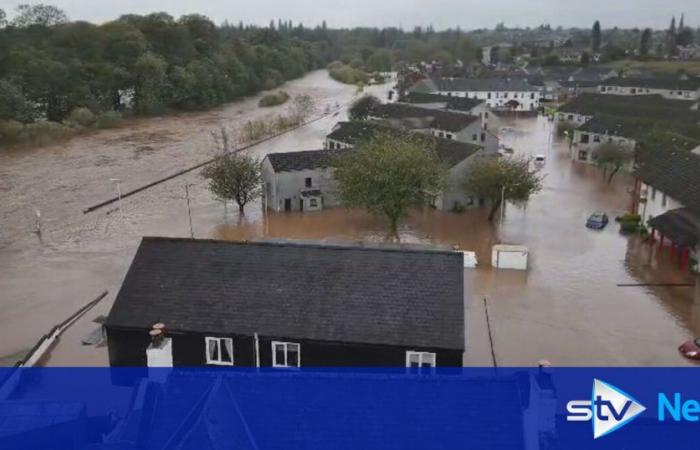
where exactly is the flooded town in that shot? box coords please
[5,3,700,449]
[2,65,700,367]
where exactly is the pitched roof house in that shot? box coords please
[105,237,465,367]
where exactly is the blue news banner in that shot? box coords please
[0,368,699,449]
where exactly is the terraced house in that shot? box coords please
[409,77,541,112]
[398,92,500,129]
[366,102,499,152]
[598,77,700,101]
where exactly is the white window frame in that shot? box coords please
[272,341,301,368]
[205,337,234,366]
[405,351,437,368]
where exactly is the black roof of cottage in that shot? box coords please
[577,115,647,139]
[327,121,482,167]
[558,94,700,124]
[266,149,345,172]
[106,237,465,350]
[402,92,485,112]
[432,77,538,93]
[369,103,479,132]
[636,149,700,216]
[602,77,700,91]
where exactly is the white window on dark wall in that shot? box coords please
[205,337,234,365]
[406,351,436,368]
[272,341,300,368]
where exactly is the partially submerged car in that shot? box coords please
[586,212,609,230]
[679,338,700,360]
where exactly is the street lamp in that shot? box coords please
[109,178,122,217]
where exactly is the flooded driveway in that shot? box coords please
[1,77,698,366]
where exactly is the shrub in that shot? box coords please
[328,64,370,85]
[95,111,123,129]
[618,212,641,223]
[0,120,25,145]
[65,107,96,128]
[20,121,71,147]
[258,91,290,107]
[620,220,640,235]
[557,121,575,138]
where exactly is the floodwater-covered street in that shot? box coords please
[1,71,699,366]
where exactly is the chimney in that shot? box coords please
[146,323,173,372]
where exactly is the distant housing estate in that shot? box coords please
[598,77,700,101]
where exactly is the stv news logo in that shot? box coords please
[566,379,646,439]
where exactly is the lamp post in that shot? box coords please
[184,184,194,239]
[109,178,122,218]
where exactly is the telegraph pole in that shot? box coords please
[184,184,194,238]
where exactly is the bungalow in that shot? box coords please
[325,121,490,211]
[410,77,541,112]
[633,149,700,271]
[105,237,465,367]
[367,102,499,151]
[570,116,639,165]
[598,77,700,101]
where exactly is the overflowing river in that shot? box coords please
[0,71,698,366]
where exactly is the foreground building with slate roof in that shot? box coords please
[105,237,465,367]
[398,92,500,129]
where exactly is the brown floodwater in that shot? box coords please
[1,74,698,367]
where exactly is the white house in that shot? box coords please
[410,77,541,112]
[634,149,700,271]
[570,116,639,166]
[325,121,493,211]
[598,77,700,101]
[399,92,502,130]
[262,150,344,212]
[366,103,500,152]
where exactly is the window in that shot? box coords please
[309,198,318,208]
[651,187,656,201]
[530,92,535,99]
[445,133,453,140]
[272,341,300,368]
[487,92,492,99]
[484,112,489,119]
[580,133,589,144]
[205,337,234,365]
[578,150,588,161]
[406,351,436,368]
[593,135,600,143]
[472,133,477,141]
[480,132,486,142]
[662,194,667,208]
[305,177,312,188]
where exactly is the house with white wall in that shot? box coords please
[410,77,541,112]
[324,121,492,211]
[598,77,700,101]
[633,148,700,271]
[570,116,640,165]
[399,92,501,130]
[367,103,499,152]
[262,150,344,212]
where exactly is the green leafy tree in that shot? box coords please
[640,28,652,57]
[592,21,601,52]
[0,79,34,121]
[0,8,6,27]
[366,49,393,72]
[133,53,168,115]
[594,143,633,183]
[12,4,68,27]
[334,132,446,238]
[348,95,380,120]
[464,156,543,221]
[201,152,262,214]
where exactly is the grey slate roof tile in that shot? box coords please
[106,238,465,350]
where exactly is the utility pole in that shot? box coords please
[184,184,194,238]
[483,297,498,369]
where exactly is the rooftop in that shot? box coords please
[431,77,539,93]
[106,237,465,350]
[558,94,700,124]
[266,149,345,172]
[369,103,479,132]
[401,92,485,112]
[327,121,482,168]
[602,77,700,91]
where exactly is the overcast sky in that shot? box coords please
[0,0,698,30]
